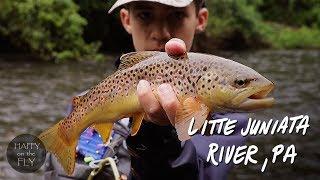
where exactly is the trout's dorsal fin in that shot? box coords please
[72,90,88,106]
[174,97,210,141]
[168,52,189,61]
[93,123,114,143]
[118,51,158,71]
[131,112,145,136]
[72,96,81,106]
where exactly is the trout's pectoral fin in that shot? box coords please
[174,97,209,141]
[93,122,114,143]
[131,112,145,136]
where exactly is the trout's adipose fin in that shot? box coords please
[174,97,210,141]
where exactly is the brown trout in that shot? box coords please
[39,51,274,174]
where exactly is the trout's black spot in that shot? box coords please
[208,79,211,83]
[196,76,202,84]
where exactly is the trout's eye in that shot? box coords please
[234,79,250,88]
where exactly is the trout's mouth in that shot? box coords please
[233,83,275,111]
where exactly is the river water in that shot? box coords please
[0,50,319,179]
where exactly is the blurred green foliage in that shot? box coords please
[258,0,320,28]
[0,0,319,61]
[0,0,104,62]
[77,0,133,52]
[206,0,320,50]
[206,0,267,49]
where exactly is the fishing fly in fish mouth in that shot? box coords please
[38,51,275,175]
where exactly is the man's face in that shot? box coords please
[120,2,207,51]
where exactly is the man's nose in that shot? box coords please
[150,24,171,43]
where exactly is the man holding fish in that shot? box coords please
[42,0,274,179]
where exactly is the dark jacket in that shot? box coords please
[127,112,248,180]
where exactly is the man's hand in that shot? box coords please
[137,38,187,125]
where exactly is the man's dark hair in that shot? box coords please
[194,0,206,12]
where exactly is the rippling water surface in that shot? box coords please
[0,50,319,179]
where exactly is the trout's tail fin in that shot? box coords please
[39,123,76,175]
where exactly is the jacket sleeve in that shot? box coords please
[171,112,248,180]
